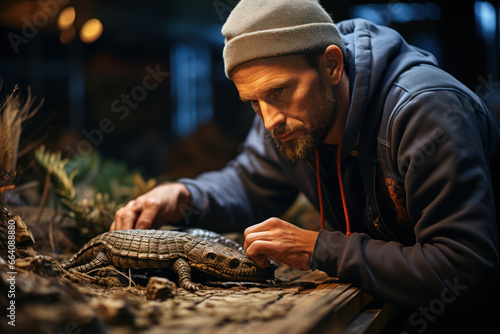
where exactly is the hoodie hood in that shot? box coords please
[337,19,438,159]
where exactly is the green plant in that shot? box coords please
[34,146,156,240]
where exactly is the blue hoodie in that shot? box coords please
[179,19,500,312]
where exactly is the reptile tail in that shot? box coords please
[61,234,104,269]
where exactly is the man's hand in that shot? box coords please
[110,183,191,230]
[244,217,319,271]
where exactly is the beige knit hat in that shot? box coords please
[222,0,346,78]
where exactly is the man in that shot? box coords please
[112,0,500,321]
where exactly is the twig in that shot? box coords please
[84,267,138,288]
[0,84,19,112]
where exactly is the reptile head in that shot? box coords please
[190,242,277,282]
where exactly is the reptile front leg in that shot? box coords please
[172,258,203,291]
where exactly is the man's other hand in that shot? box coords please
[110,183,191,230]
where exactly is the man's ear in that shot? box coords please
[323,45,344,86]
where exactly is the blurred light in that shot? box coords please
[171,43,213,138]
[350,2,441,26]
[80,18,103,43]
[57,6,75,31]
[350,5,388,25]
[387,3,413,23]
[60,26,75,44]
[475,1,496,43]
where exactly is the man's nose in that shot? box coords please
[261,103,285,131]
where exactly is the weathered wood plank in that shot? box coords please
[252,283,370,334]
[135,267,375,334]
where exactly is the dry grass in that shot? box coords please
[0,85,41,258]
[0,85,41,185]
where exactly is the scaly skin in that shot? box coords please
[181,227,246,254]
[62,229,276,291]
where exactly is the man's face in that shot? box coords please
[232,54,338,163]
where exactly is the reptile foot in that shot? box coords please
[181,281,205,291]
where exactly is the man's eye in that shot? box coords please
[274,87,285,95]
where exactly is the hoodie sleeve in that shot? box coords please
[178,115,299,233]
[312,88,499,312]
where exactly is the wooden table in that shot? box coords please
[0,260,396,334]
[136,265,393,334]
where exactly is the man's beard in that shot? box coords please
[271,84,339,163]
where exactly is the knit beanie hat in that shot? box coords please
[222,0,346,78]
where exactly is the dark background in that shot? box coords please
[1,0,499,181]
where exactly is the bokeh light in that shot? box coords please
[80,18,103,43]
[57,7,76,31]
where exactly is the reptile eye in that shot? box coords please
[207,252,217,261]
[229,258,239,269]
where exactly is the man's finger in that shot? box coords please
[244,231,273,251]
[118,210,139,230]
[125,199,138,209]
[112,199,144,231]
[112,207,124,230]
[135,198,161,229]
[246,240,272,268]
[245,217,284,236]
[253,254,270,269]
[244,219,274,237]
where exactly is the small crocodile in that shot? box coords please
[61,229,276,291]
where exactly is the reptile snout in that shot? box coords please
[241,257,259,269]
[242,258,254,268]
